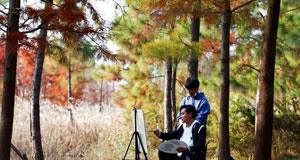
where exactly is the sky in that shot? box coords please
[94,0,125,53]
[88,0,125,53]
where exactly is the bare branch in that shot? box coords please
[282,6,300,13]
[111,0,126,15]
[0,3,8,10]
[232,0,256,13]
[21,2,67,34]
[0,27,6,32]
[0,10,7,15]
[0,21,7,29]
[148,75,165,79]
[212,1,221,8]
[237,64,260,73]
[179,36,190,47]
[258,11,265,21]
[86,34,103,47]
[11,143,28,160]
[158,9,222,15]
[202,7,215,13]
[19,17,37,29]
[21,12,58,34]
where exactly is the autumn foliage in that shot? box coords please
[0,44,72,106]
[15,47,67,106]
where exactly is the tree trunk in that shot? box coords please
[31,34,46,160]
[188,17,200,79]
[112,81,114,105]
[99,80,103,112]
[254,0,280,159]
[68,61,72,105]
[171,60,178,131]
[255,76,260,135]
[219,2,232,159]
[106,82,109,106]
[31,1,53,159]
[164,59,173,132]
[0,0,21,158]
[67,62,75,127]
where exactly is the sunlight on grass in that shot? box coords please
[9,97,157,159]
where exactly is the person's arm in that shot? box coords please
[176,98,185,122]
[189,125,206,153]
[195,101,210,125]
[153,125,183,140]
[153,129,161,137]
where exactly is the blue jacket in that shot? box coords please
[177,92,210,126]
[158,121,206,160]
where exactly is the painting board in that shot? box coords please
[131,109,148,153]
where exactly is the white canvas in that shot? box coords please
[131,109,148,153]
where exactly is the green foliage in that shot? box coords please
[272,93,300,159]
[93,63,122,81]
[230,95,255,158]
[106,1,300,159]
[142,40,188,60]
[206,97,220,157]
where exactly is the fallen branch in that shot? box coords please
[11,143,28,160]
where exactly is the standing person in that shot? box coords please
[153,105,206,160]
[177,77,210,126]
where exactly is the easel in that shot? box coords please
[122,108,148,160]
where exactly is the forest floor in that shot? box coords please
[10,97,157,160]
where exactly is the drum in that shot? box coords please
[158,139,188,154]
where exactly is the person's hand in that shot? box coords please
[176,147,187,152]
[153,128,160,137]
[179,119,183,125]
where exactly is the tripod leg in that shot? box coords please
[135,132,140,160]
[122,133,135,160]
[136,132,148,160]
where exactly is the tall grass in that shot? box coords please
[9,97,157,159]
[6,97,300,160]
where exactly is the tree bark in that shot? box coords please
[67,62,75,127]
[188,17,200,79]
[31,1,53,159]
[99,80,103,112]
[31,26,46,160]
[254,0,280,159]
[255,75,260,135]
[219,1,232,159]
[171,60,178,131]
[0,0,21,158]
[106,82,109,105]
[68,60,72,105]
[164,59,173,132]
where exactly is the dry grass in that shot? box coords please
[9,97,157,160]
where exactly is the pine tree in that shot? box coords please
[254,0,281,159]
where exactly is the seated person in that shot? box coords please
[153,105,206,160]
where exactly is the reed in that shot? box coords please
[9,97,157,159]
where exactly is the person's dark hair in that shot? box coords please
[184,77,200,90]
[180,105,197,119]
